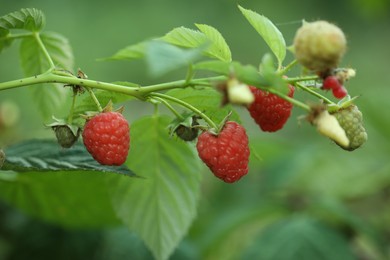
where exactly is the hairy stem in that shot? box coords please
[139,76,225,93]
[0,71,225,103]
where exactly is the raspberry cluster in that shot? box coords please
[247,85,295,132]
[82,112,130,166]
[196,121,250,183]
[322,75,348,99]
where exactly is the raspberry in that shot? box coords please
[332,85,348,99]
[82,112,130,165]
[52,125,81,148]
[332,105,367,151]
[247,85,295,132]
[293,21,347,73]
[196,121,250,183]
[322,76,341,90]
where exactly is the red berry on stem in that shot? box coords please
[247,85,295,132]
[322,76,342,90]
[82,112,130,165]
[196,121,250,183]
[332,85,348,99]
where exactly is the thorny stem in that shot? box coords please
[0,66,333,121]
[0,71,224,100]
[150,92,218,130]
[139,76,224,93]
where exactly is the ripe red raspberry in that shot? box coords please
[247,85,295,132]
[322,76,341,90]
[196,121,250,183]
[332,85,348,99]
[82,112,130,165]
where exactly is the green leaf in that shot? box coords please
[0,139,136,228]
[104,41,146,61]
[146,41,202,77]
[0,8,45,34]
[242,216,356,260]
[2,139,135,176]
[166,87,240,124]
[19,31,74,120]
[238,5,286,68]
[195,23,232,62]
[193,60,231,75]
[0,170,123,228]
[108,115,201,260]
[259,53,288,93]
[161,26,231,62]
[0,36,13,53]
[200,204,289,260]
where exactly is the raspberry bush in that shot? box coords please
[0,6,379,260]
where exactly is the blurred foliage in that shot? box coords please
[1,0,390,259]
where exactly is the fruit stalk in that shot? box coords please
[33,32,56,69]
[150,92,218,130]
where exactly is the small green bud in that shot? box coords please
[52,125,81,148]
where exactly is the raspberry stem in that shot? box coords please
[150,92,218,130]
[278,59,299,75]
[266,87,311,111]
[286,75,319,83]
[33,32,56,70]
[151,96,184,121]
[294,82,335,105]
[67,92,77,124]
[85,86,103,112]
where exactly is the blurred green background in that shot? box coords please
[1,0,390,259]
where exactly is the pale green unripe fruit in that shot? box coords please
[293,21,347,73]
[332,105,367,151]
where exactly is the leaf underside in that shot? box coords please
[0,139,136,228]
[108,115,201,260]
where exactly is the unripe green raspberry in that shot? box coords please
[293,21,347,73]
[332,105,367,151]
[52,125,81,148]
